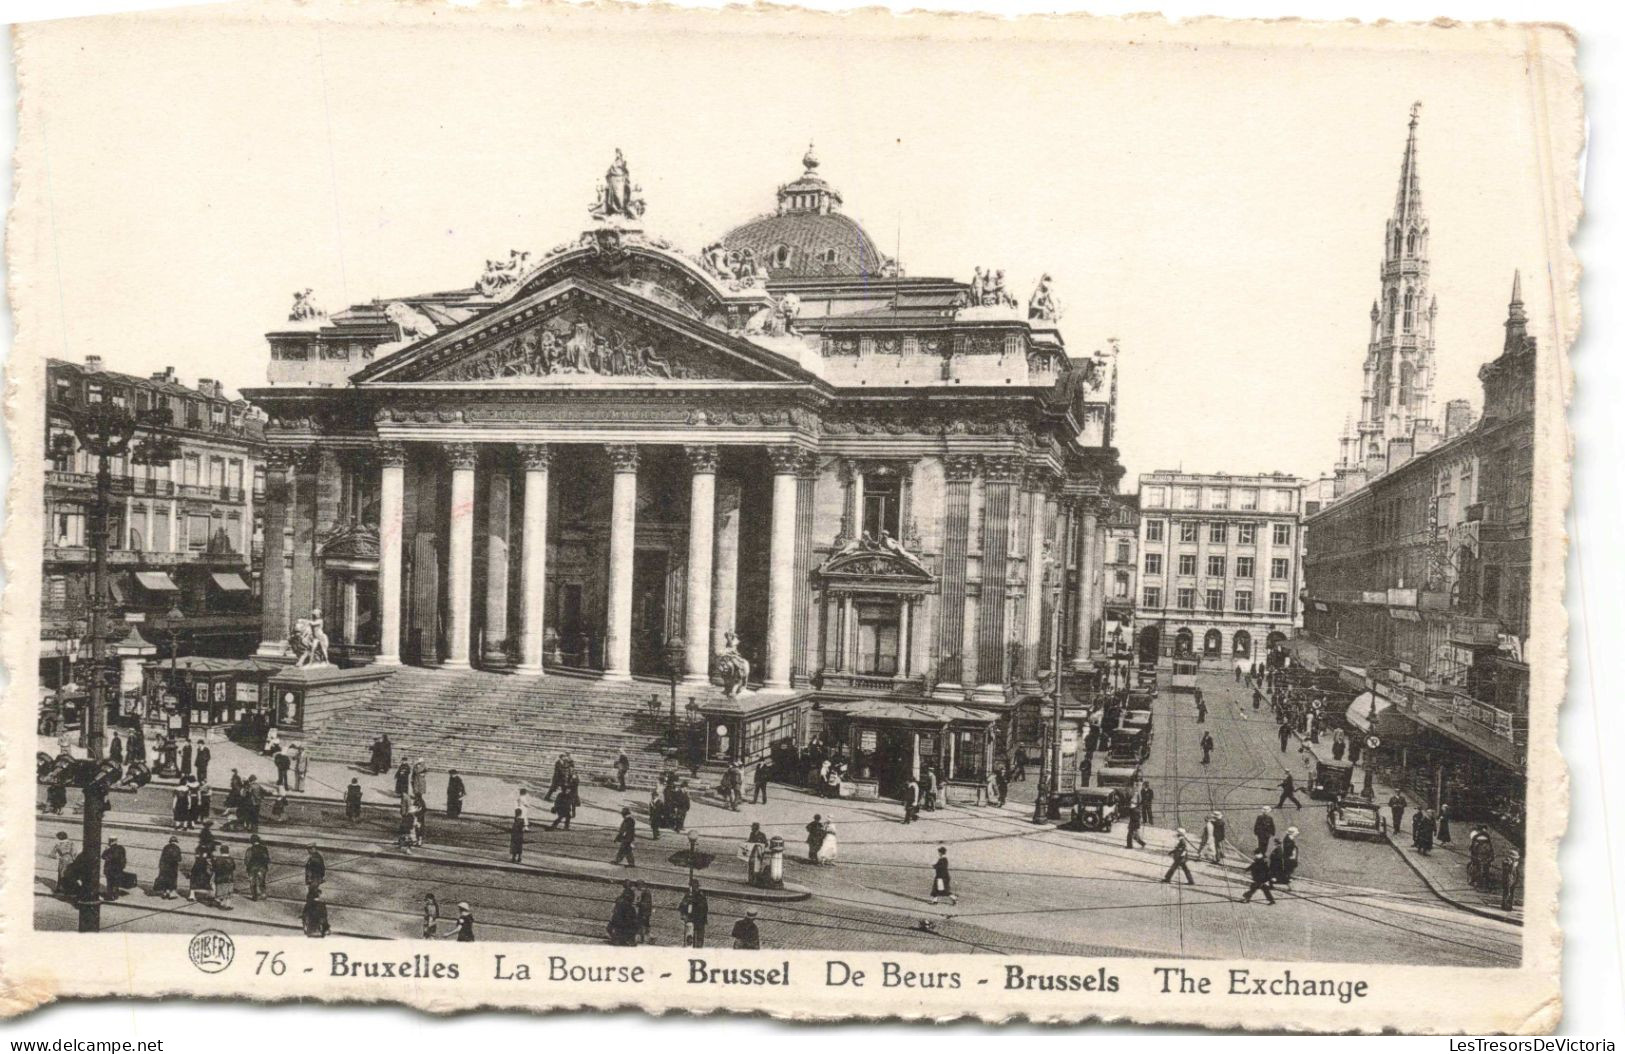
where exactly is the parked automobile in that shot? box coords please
[1326,796,1388,841]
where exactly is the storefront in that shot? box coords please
[692,692,811,766]
[818,698,995,803]
[141,657,283,740]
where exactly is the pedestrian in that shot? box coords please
[1253,806,1276,856]
[395,760,411,797]
[188,847,213,903]
[184,780,201,830]
[1281,826,1300,885]
[108,730,125,767]
[1240,850,1276,904]
[1276,772,1303,809]
[752,762,771,803]
[1253,687,1265,712]
[198,780,213,821]
[993,765,1009,807]
[180,739,193,780]
[51,831,76,893]
[46,779,68,815]
[922,767,939,812]
[545,753,567,801]
[1277,720,1291,753]
[1139,782,1155,825]
[245,777,265,831]
[613,807,637,867]
[679,881,709,948]
[274,749,292,790]
[731,908,762,949]
[1161,827,1196,885]
[1013,745,1028,782]
[1200,731,1215,766]
[302,889,331,938]
[1437,801,1452,844]
[293,744,309,792]
[1500,849,1522,912]
[1415,808,1436,855]
[246,836,270,901]
[344,778,363,823]
[1268,837,1286,884]
[1347,735,1362,767]
[172,784,190,830]
[1235,664,1242,684]
[412,794,429,846]
[422,893,441,939]
[1331,728,1347,762]
[412,758,428,798]
[510,809,526,863]
[819,821,839,865]
[549,779,576,831]
[1388,792,1408,834]
[195,820,217,856]
[806,814,826,864]
[304,844,325,895]
[607,882,639,946]
[614,749,630,792]
[1211,810,1229,864]
[378,733,393,774]
[903,776,921,824]
[635,881,654,944]
[1124,801,1147,849]
[450,902,475,942]
[397,807,417,853]
[263,727,281,756]
[154,835,181,899]
[213,845,236,910]
[1196,693,1208,724]
[929,846,957,905]
[196,741,212,784]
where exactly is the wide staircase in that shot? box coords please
[304,666,727,789]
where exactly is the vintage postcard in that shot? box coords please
[1,1,1580,1032]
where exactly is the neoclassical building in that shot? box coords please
[245,149,1122,789]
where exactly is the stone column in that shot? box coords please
[444,443,479,668]
[1072,499,1100,664]
[515,444,551,673]
[898,598,913,678]
[255,451,293,656]
[604,443,640,681]
[376,443,406,665]
[682,444,719,684]
[288,450,318,622]
[342,578,359,644]
[840,595,855,671]
[482,456,513,666]
[710,476,742,649]
[764,445,801,690]
[1020,478,1050,689]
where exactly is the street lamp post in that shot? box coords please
[53,405,179,933]
[663,634,686,747]
[686,830,700,884]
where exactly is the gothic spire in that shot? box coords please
[1394,101,1425,224]
[1504,268,1529,351]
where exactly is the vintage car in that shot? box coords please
[1309,758,1355,800]
[1067,787,1122,831]
[1126,687,1157,709]
[1326,796,1388,841]
[1134,666,1160,691]
[1106,727,1151,765]
[1096,762,1141,788]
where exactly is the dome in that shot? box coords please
[720,145,895,279]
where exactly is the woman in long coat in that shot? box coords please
[510,811,526,862]
[172,785,191,830]
[187,848,213,902]
[154,836,182,898]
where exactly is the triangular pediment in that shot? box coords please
[817,535,936,587]
[356,278,813,386]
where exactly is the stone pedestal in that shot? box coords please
[266,665,394,740]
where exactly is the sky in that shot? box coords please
[11,4,1569,488]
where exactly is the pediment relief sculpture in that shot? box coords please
[818,530,934,583]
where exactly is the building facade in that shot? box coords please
[242,150,1124,792]
[1301,275,1534,834]
[41,357,268,695]
[1101,494,1138,658]
[1134,471,1305,666]
[1333,103,1443,493]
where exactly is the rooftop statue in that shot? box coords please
[1028,273,1060,322]
[288,288,325,322]
[590,148,646,223]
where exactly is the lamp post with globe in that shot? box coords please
[663,633,686,748]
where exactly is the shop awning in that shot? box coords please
[210,572,250,592]
[134,571,179,591]
[1345,692,1386,733]
[820,699,995,727]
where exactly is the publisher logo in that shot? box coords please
[188,929,235,974]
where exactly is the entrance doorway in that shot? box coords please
[873,728,915,800]
[1232,629,1252,658]
[1138,626,1161,664]
[631,548,671,675]
[1174,628,1195,657]
[1203,629,1223,658]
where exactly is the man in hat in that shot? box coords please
[1161,827,1196,885]
[445,769,466,819]
[101,837,128,900]
[730,908,762,949]
[679,881,709,948]
[1276,771,1303,809]
[302,889,331,938]
[196,740,212,784]
[450,902,475,942]
[245,835,271,901]
[293,743,309,792]
[304,844,325,896]
[1240,850,1276,904]
[344,778,363,823]
[1254,806,1276,856]
[613,807,637,867]
[1200,730,1215,766]
[607,882,639,946]
[213,844,237,909]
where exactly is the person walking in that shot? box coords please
[549,779,576,831]
[445,769,466,819]
[752,762,771,804]
[1210,811,1230,864]
[450,902,476,942]
[929,846,957,906]
[607,882,639,946]
[1388,792,1408,834]
[293,744,309,792]
[635,881,654,945]
[679,881,709,948]
[1196,692,1208,724]
[212,845,236,910]
[1124,801,1148,849]
[98,838,128,901]
[195,741,211,784]
[304,845,325,896]
[245,836,271,901]
[171,784,190,831]
[1013,745,1028,782]
[613,807,638,867]
[154,836,181,899]
[1240,850,1277,904]
[344,778,363,823]
[187,847,213,904]
[395,760,411,797]
[805,814,826,864]
[614,749,630,792]
[510,809,526,863]
[922,768,939,812]
[1415,808,1436,855]
[1281,826,1300,885]
[51,831,76,893]
[421,894,441,939]
[180,739,193,781]
[302,890,331,938]
[1331,728,1347,762]
[1139,782,1155,826]
[903,776,921,824]
[1500,848,1522,912]
[545,754,568,802]
[412,794,429,847]
[1277,719,1292,753]
[1162,828,1196,885]
[1437,801,1453,845]
[1198,729,1216,766]
[731,908,762,949]
[1276,772,1303,810]
[274,749,292,790]
[411,758,428,799]
[1253,806,1276,856]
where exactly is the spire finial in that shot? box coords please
[1409,100,1422,129]
[803,141,819,173]
[1510,268,1523,306]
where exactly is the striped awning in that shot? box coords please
[210,572,250,592]
[134,571,179,591]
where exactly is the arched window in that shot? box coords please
[1403,290,1415,333]
[771,244,791,269]
[1386,288,1398,335]
[820,248,838,266]
[1407,228,1419,255]
[1391,228,1402,258]
[1399,362,1415,406]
